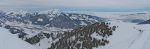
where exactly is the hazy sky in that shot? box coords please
[0,0,150,12]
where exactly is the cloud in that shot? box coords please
[48,0,150,8]
[0,0,150,11]
[0,0,50,7]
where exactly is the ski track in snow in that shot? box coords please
[127,31,143,49]
[127,25,150,49]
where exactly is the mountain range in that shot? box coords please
[0,10,150,49]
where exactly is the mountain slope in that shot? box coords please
[93,20,150,49]
[0,10,105,29]
[1,11,150,49]
[48,22,114,49]
[0,27,37,49]
[0,10,106,49]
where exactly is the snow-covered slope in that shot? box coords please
[0,27,37,49]
[93,20,150,49]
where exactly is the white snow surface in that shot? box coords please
[80,21,87,25]
[0,27,37,49]
[37,18,43,22]
[93,20,150,49]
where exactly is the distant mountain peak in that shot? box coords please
[139,19,150,24]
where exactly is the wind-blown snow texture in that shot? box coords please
[0,27,37,49]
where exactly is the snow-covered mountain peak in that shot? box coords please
[6,10,28,15]
[39,9,61,16]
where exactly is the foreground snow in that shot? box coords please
[0,27,37,49]
[93,20,150,49]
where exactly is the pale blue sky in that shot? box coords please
[0,0,150,12]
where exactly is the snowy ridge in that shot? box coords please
[0,10,105,29]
